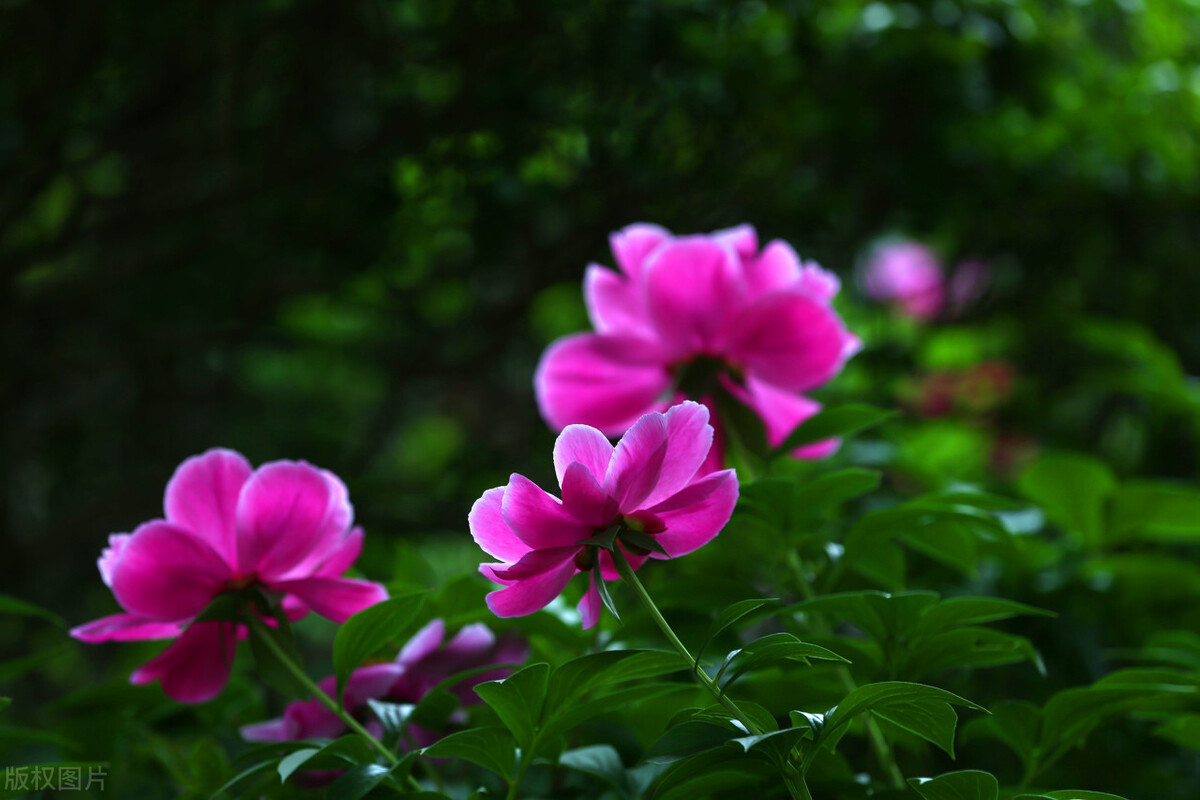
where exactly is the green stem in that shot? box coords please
[611,547,813,800]
[788,553,905,789]
[244,615,406,774]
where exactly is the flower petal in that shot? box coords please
[744,240,801,299]
[578,572,602,630]
[130,621,238,703]
[552,424,614,488]
[584,265,653,336]
[797,261,841,304]
[397,619,446,667]
[98,533,131,588]
[267,577,389,624]
[610,222,671,279]
[164,448,253,566]
[235,461,342,579]
[642,237,745,358]
[739,377,840,459]
[110,521,230,621]
[712,223,758,260]
[70,613,184,643]
[636,401,714,510]
[484,558,578,618]
[561,463,619,528]
[534,333,672,435]
[604,411,669,512]
[501,474,590,550]
[344,662,406,707]
[645,469,738,559]
[469,487,530,563]
[278,469,356,579]
[724,290,858,393]
[311,527,365,577]
[597,546,648,581]
[486,546,581,582]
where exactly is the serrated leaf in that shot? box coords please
[908,770,999,800]
[423,726,516,779]
[332,593,426,707]
[474,662,549,748]
[558,745,631,799]
[716,633,847,688]
[822,682,984,757]
[775,404,896,454]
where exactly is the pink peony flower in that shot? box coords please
[241,619,527,745]
[860,240,946,320]
[470,401,738,629]
[71,448,389,703]
[534,223,860,466]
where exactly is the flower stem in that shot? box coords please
[610,547,813,800]
[244,615,406,773]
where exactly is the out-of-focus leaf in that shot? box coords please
[1153,714,1200,749]
[558,745,631,798]
[789,468,883,519]
[902,627,1045,679]
[962,701,1041,769]
[697,598,777,664]
[913,598,1054,638]
[775,405,896,454]
[324,763,394,800]
[1017,453,1116,547]
[1015,792,1129,800]
[1041,668,1200,750]
[1109,482,1200,543]
[0,593,66,627]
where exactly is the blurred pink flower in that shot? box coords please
[241,619,527,747]
[534,223,859,465]
[860,240,945,320]
[71,448,388,703]
[470,401,738,629]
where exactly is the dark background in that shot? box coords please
[3,0,1198,634]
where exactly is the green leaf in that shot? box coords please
[619,529,669,557]
[277,748,322,782]
[542,683,694,743]
[714,384,771,471]
[545,650,686,710]
[1040,668,1200,750]
[324,763,393,800]
[912,598,1055,639]
[246,614,309,699]
[650,748,773,800]
[775,404,896,454]
[908,770,999,800]
[332,592,426,706]
[593,559,621,624]
[0,699,9,713]
[796,591,939,647]
[474,662,550,749]
[716,633,847,688]
[1014,792,1129,800]
[1109,482,1200,543]
[962,701,1041,769]
[726,727,808,759]
[0,593,66,627]
[902,627,1045,679]
[275,736,375,783]
[1017,452,1116,547]
[821,682,985,757]
[789,468,883,519]
[366,699,415,744]
[643,720,740,764]
[423,726,517,779]
[558,745,631,799]
[1153,713,1200,749]
[697,598,777,664]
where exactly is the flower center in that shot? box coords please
[673,355,743,397]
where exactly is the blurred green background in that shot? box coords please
[2,0,1199,709]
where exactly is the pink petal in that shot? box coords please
[98,533,131,588]
[501,474,591,550]
[561,463,619,528]
[724,290,858,393]
[636,401,714,510]
[344,662,406,707]
[484,558,578,618]
[311,527,365,577]
[797,261,841,304]
[470,487,531,563]
[164,448,253,566]
[738,377,840,459]
[239,718,293,742]
[486,546,581,582]
[604,412,669,512]
[610,222,672,279]
[552,424,614,488]
[266,577,389,623]
[644,469,738,559]
[642,238,745,358]
[744,240,801,299]
[712,224,759,260]
[397,619,446,666]
[597,546,649,581]
[578,572,602,630]
[110,521,231,621]
[534,333,673,435]
[70,613,184,643]
[584,265,653,336]
[235,461,343,580]
[130,621,238,703]
[278,469,357,579]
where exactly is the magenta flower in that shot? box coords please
[860,240,946,320]
[241,619,527,745]
[470,401,738,629]
[534,223,859,464]
[71,448,389,703]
